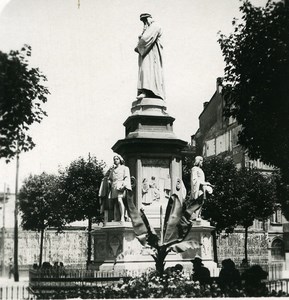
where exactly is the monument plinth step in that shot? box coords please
[131,98,168,116]
[102,221,133,229]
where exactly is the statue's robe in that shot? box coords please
[136,21,165,100]
[108,165,131,199]
[191,166,206,200]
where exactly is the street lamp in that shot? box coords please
[14,145,20,282]
[2,184,10,277]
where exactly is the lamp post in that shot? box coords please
[14,145,20,282]
[2,184,9,277]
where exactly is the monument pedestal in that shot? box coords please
[92,97,217,274]
[92,219,217,274]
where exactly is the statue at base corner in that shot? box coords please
[190,156,213,220]
[98,154,132,223]
[107,154,132,222]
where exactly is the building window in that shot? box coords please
[271,207,282,224]
[271,239,284,261]
[205,139,216,157]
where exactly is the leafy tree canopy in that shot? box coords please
[233,168,277,229]
[184,156,277,233]
[201,157,239,233]
[19,172,65,231]
[0,45,49,161]
[58,155,106,223]
[218,0,289,181]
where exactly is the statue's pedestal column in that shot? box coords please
[112,98,187,212]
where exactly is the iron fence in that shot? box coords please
[266,279,289,294]
[0,264,286,299]
[237,262,285,280]
[0,283,32,300]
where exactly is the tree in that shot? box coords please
[233,168,277,263]
[201,157,239,263]
[202,157,239,234]
[0,45,49,161]
[58,155,106,266]
[218,0,289,182]
[19,173,65,267]
[183,156,277,263]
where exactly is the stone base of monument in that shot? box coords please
[91,219,218,276]
[101,95,219,276]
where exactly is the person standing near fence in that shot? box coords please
[8,257,14,279]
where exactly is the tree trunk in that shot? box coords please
[87,218,92,269]
[154,246,168,277]
[212,230,218,264]
[244,226,248,263]
[39,228,44,268]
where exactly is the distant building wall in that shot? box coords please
[217,230,269,265]
[0,228,88,268]
[0,193,89,269]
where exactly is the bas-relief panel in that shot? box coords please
[109,234,122,258]
[141,158,171,212]
[94,234,107,259]
[94,231,143,262]
[201,233,213,259]
[122,232,143,258]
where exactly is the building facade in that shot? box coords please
[192,78,286,266]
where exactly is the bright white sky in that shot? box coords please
[0,0,267,192]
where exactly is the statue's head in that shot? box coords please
[140,13,153,25]
[194,156,203,167]
[113,154,124,165]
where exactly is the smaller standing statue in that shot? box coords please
[135,13,165,100]
[108,154,132,222]
[190,156,213,220]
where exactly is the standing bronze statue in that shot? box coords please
[135,13,165,100]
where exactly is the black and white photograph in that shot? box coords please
[0,0,288,298]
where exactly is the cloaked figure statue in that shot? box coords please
[135,13,165,100]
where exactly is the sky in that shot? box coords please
[0,0,267,193]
